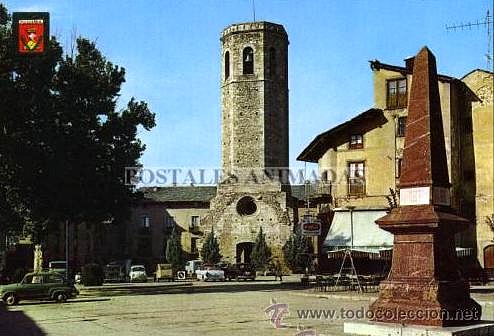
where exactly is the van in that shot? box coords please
[185,260,202,277]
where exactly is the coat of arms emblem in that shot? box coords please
[13,12,49,55]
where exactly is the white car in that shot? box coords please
[129,265,147,282]
[195,265,225,281]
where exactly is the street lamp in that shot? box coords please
[346,206,356,249]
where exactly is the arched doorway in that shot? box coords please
[484,245,494,269]
[236,242,254,264]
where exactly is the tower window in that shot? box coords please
[269,47,276,76]
[243,47,254,74]
[225,51,230,79]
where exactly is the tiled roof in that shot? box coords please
[141,186,217,202]
[140,185,311,203]
[369,59,456,82]
[290,184,316,200]
[297,108,383,162]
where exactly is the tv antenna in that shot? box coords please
[251,0,256,22]
[446,10,493,70]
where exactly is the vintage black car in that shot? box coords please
[222,263,256,281]
[0,271,79,306]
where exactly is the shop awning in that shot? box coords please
[323,209,394,254]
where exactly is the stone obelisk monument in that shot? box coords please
[368,47,481,327]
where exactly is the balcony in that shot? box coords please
[315,181,332,196]
[348,178,365,196]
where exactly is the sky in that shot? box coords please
[5,0,493,177]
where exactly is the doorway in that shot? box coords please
[484,245,494,269]
[236,242,254,264]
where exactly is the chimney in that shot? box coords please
[404,56,415,71]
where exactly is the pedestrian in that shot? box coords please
[274,260,283,282]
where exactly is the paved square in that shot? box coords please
[1,280,493,336]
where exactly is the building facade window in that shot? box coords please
[349,134,363,149]
[387,78,407,109]
[190,216,200,230]
[164,215,174,233]
[348,161,365,196]
[224,51,230,79]
[397,116,407,137]
[140,215,151,234]
[243,47,254,74]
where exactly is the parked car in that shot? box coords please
[195,265,225,281]
[0,271,78,306]
[185,260,202,278]
[226,263,256,281]
[129,265,147,282]
[104,263,127,283]
[154,264,174,282]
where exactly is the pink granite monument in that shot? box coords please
[369,47,481,327]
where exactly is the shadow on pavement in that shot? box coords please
[17,298,111,306]
[0,302,46,336]
[80,281,304,297]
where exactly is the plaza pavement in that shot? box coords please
[1,276,493,336]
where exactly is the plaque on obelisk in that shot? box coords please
[369,47,481,326]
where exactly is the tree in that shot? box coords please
[282,230,314,273]
[0,4,155,240]
[250,227,271,269]
[201,227,222,264]
[165,228,184,270]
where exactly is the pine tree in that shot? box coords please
[250,227,271,269]
[282,235,296,270]
[165,228,184,270]
[282,230,314,273]
[200,227,222,264]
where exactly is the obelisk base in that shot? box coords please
[370,206,482,327]
[369,278,481,326]
[344,321,494,336]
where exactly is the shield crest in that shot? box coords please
[18,19,45,53]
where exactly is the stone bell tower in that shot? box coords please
[221,21,289,177]
[201,22,293,263]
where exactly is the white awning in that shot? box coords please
[323,209,394,253]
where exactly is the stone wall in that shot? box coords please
[221,22,289,176]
